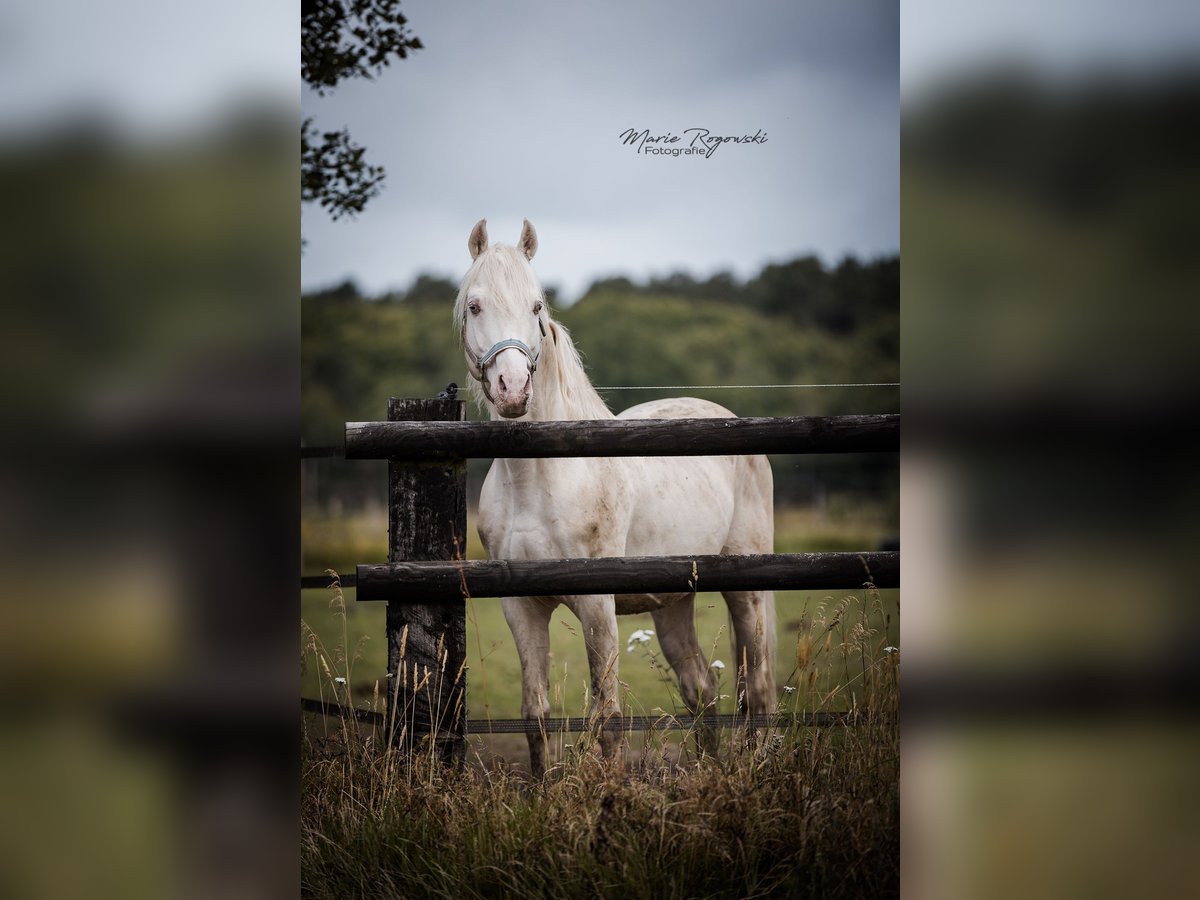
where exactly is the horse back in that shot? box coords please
[617,396,736,421]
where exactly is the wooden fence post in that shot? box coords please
[386,397,467,763]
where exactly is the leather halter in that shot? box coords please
[464,318,545,404]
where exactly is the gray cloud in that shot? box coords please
[302,0,899,301]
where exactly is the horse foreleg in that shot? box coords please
[568,594,622,764]
[502,597,554,778]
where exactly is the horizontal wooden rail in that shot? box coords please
[300,699,885,732]
[345,414,898,460]
[356,551,898,603]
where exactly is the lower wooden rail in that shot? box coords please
[356,551,898,602]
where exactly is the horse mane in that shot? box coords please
[538,318,614,420]
[454,244,612,421]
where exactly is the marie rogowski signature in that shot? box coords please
[618,127,768,158]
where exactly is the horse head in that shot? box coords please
[456,218,547,419]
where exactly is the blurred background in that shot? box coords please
[0,0,1197,897]
[0,1,297,898]
[902,1,1200,898]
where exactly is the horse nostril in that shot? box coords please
[497,374,507,395]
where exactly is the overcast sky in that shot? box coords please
[301,1,900,302]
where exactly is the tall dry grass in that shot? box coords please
[301,576,898,899]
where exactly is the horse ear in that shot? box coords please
[468,219,488,260]
[518,219,538,260]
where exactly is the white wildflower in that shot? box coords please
[334,676,347,684]
[710,659,725,671]
[783,685,796,694]
[626,628,655,650]
[883,646,898,654]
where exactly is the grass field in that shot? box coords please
[302,585,898,707]
[301,503,898,764]
[301,503,899,897]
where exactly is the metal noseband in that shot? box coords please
[477,338,539,372]
[468,337,541,404]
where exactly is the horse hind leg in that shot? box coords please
[650,596,719,755]
[721,589,777,716]
[721,454,776,715]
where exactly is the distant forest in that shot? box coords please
[302,253,899,515]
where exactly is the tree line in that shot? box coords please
[302,252,898,512]
[311,251,897,338]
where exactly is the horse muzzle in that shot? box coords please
[492,366,531,417]
[468,338,539,416]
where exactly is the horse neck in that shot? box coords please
[509,321,613,423]
[488,321,614,509]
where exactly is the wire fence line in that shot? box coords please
[299,698,882,732]
[594,382,899,391]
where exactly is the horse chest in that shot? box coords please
[479,459,629,559]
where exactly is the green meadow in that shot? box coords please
[301,504,898,763]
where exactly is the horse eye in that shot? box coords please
[468,300,481,315]
[533,302,543,315]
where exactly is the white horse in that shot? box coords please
[457,219,776,776]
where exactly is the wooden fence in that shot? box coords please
[307,398,898,761]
